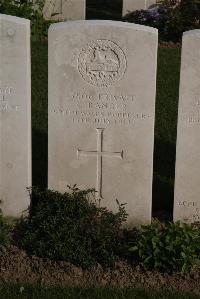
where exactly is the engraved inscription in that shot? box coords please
[52,109,151,125]
[178,201,196,207]
[178,201,200,223]
[0,86,12,101]
[77,128,123,200]
[78,40,126,87]
[0,86,20,112]
[73,92,135,102]
[180,98,200,124]
[181,114,200,123]
[50,92,151,126]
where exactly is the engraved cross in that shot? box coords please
[77,128,123,200]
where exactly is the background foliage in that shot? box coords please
[124,0,200,42]
[0,0,51,40]
[1,0,199,41]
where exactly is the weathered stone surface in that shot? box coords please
[48,21,158,226]
[174,30,200,224]
[43,0,85,21]
[123,0,157,16]
[43,0,62,20]
[0,14,31,217]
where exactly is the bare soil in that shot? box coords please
[0,245,200,294]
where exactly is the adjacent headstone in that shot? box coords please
[0,14,31,217]
[123,0,157,16]
[43,0,85,21]
[31,0,41,10]
[48,21,158,226]
[174,30,200,224]
[43,0,62,20]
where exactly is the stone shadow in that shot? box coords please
[152,137,176,221]
[32,128,48,188]
[86,0,122,20]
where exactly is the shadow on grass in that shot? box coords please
[152,138,176,221]
[31,40,48,188]
[32,129,48,188]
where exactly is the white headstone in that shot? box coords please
[43,0,85,21]
[43,0,62,20]
[0,14,31,217]
[123,0,157,16]
[48,21,158,226]
[174,30,200,224]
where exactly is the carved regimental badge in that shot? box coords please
[78,40,127,87]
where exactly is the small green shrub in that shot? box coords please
[124,0,200,42]
[16,186,127,268]
[0,209,11,246]
[128,220,200,272]
[0,0,52,40]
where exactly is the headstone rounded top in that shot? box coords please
[49,20,158,35]
[0,13,30,24]
[48,16,158,226]
[0,13,31,218]
[183,29,200,37]
[174,29,200,224]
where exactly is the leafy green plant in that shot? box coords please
[128,220,200,272]
[15,186,127,268]
[0,0,52,40]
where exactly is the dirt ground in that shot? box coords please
[0,245,200,294]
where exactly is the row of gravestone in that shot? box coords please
[0,13,200,226]
[38,0,158,21]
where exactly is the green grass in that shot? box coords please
[31,41,181,219]
[0,285,199,299]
